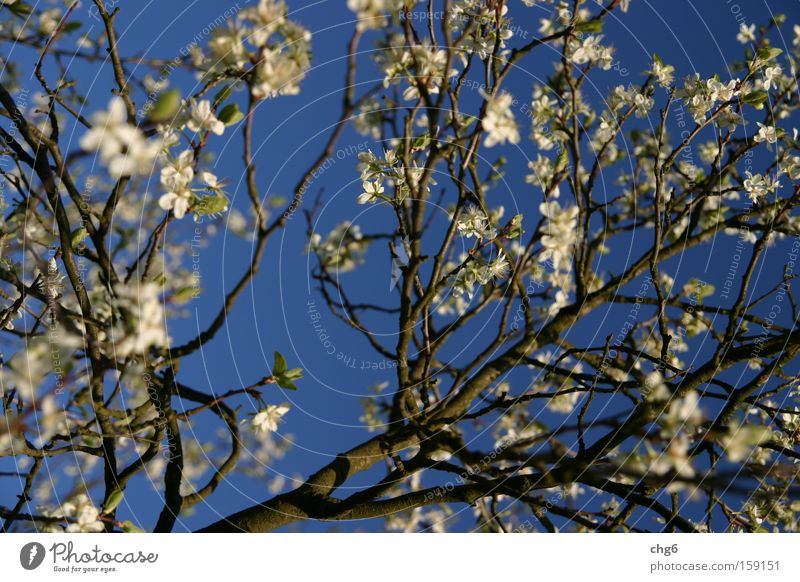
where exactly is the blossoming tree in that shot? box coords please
[1,0,799,533]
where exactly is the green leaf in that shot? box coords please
[148,89,181,123]
[269,195,287,208]
[740,91,768,107]
[120,520,145,533]
[213,85,233,107]
[273,352,302,390]
[273,351,287,375]
[555,148,569,172]
[62,21,82,34]
[9,3,32,16]
[277,379,299,391]
[70,226,88,249]
[756,46,783,62]
[218,103,244,126]
[506,214,524,239]
[103,489,124,514]
[574,20,603,34]
[411,133,431,152]
[193,193,229,216]
[171,287,198,304]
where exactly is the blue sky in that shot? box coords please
[2,0,799,532]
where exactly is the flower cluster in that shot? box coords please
[450,252,511,301]
[80,97,160,179]
[158,144,227,220]
[110,282,169,358]
[743,171,781,203]
[41,494,105,533]
[568,34,614,70]
[449,1,514,60]
[609,84,654,118]
[348,0,405,31]
[307,222,370,273]
[356,149,435,202]
[381,40,457,102]
[195,0,312,100]
[677,74,741,124]
[456,205,497,240]
[482,91,520,148]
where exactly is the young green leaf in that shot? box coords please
[149,89,181,123]
[103,489,124,514]
[213,85,233,107]
[740,91,768,107]
[120,520,145,533]
[218,103,244,126]
[273,351,288,375]
[574,20,603,34]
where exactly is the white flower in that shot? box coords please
[547,389,580,414]
[251,47,309,100]
[719,423,771,462]
[207,26,248,69]
[457,205,496,240]
[185,99,224,136]
[348,0,388,31]
[650,58,675,87]
[38,8,62,36]
[661,390,703,437]
[538,201,579,271]
[159,188,193,219]
[782,156,800,180]
[200,170,218,188]
[160,149,194,191]
[112,283,169,357]
[649,434,695,480]
[251,403,290,435]
[754,123,777,147]
[706,78,738,102]
[0,341,50,403]
[570,35,613,70]
[357,180,384,204]
[482,91,520,147]
[306,222,368,272]
[429,449,452,462]
[763,65,782,91]
[743,171,779,203]
[62,494,105,533]
[80,97,159,178]
[610,84,653,118]
[736,23,756,44]
[240,0,287,45]
[480,251,511,285]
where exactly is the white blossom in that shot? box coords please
[763,65,782,90]
[736,23,756,44]
[185,99,225,136]
[111,283,169,358]
[80,97,159,178]
[457,205,496,240]
[252,403,290,435]
[754,122,778,147]
[482,91,520,147]
[357,180,385,204]
[538,201,578,271]
[743,171,780,203]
